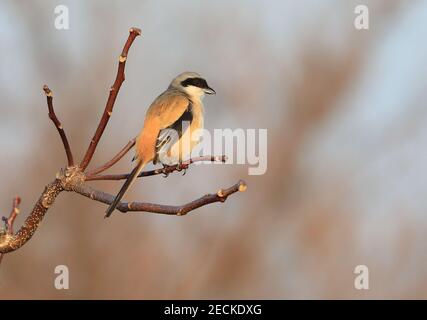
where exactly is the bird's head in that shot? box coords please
[169,72,216,100]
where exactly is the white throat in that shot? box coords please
[183,86,205,101]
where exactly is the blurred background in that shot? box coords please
[1,0,427,299]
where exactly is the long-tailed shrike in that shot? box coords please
[105,72,215,217]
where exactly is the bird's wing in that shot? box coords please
[146,90,192,129]
[136,91,192,163]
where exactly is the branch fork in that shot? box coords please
[0,27,246,262]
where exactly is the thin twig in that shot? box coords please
[0,196,21,263]
[73,179,246,216]
[85,137,136,176]
[43,85,74,166]
[85,155,227,181]
[80,27,141,171]
[5,196,21,234]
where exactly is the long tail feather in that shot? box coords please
[105,161,146,218]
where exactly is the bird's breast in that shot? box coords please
[162,101,204,164]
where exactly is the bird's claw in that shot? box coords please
[176,163,188,176]
[160,163,188,177]
[162,164,171,178]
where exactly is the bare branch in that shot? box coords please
[73,179,246,216]
[79,27,141,171]
[85,137,136,176]
[0,180,63,254]
[86,155,227,181]
[43,85,74,166]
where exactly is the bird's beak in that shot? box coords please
[204,86,216,95]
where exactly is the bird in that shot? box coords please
[105,72,215,217]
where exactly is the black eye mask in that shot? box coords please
[180,77,209,89]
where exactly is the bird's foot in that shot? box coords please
[160,162,189,177]
[162,164,171,178]
[176,162,188,176]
